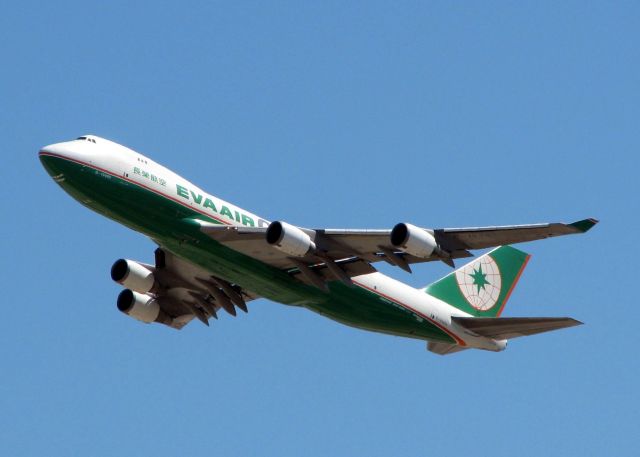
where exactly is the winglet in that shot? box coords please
[569,218,599,233]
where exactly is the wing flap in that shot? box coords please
[149,247,260,329]
[198,223,470,271]
[452,316,583,340]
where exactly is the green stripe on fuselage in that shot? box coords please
[40,154,454,343]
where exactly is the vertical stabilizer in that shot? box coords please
[423,245,530,317]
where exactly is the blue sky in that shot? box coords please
[1,1,638,455]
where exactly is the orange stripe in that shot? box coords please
[496,254,531,317]
[353,280,466,346]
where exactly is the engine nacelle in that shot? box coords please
[266,221,316,257]
[390,223,438,258]
[117,289,160,324]
[111,259,156,294]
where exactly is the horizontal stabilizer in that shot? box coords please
[452,316,582,340]
[427,341,469,356]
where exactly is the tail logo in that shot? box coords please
[455,255,502,311]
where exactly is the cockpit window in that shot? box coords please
[76,136,97,143]
[77,136,87,140]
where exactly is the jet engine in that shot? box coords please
[111,259,156,293]
[117,289,161,323]
[390,223,438,258]
[266,221,316,257]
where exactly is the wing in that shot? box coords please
[197,218,597,286]
[134,247,260,329]
[452,316,583,340]
[435,218,598,251]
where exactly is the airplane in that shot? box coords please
[39,135,597,355]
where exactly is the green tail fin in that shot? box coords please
[423,245,530,317]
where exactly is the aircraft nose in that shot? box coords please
[39,142,72,178]
[39,142,67,157]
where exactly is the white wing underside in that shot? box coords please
[145,247,260,329]
[198,218,596,273]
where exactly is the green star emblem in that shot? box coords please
[469,265,490,293]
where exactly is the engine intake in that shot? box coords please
[117,289,161,323]
[266,221,316,257]
[390,223,438,258]
[111,259,156,293]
